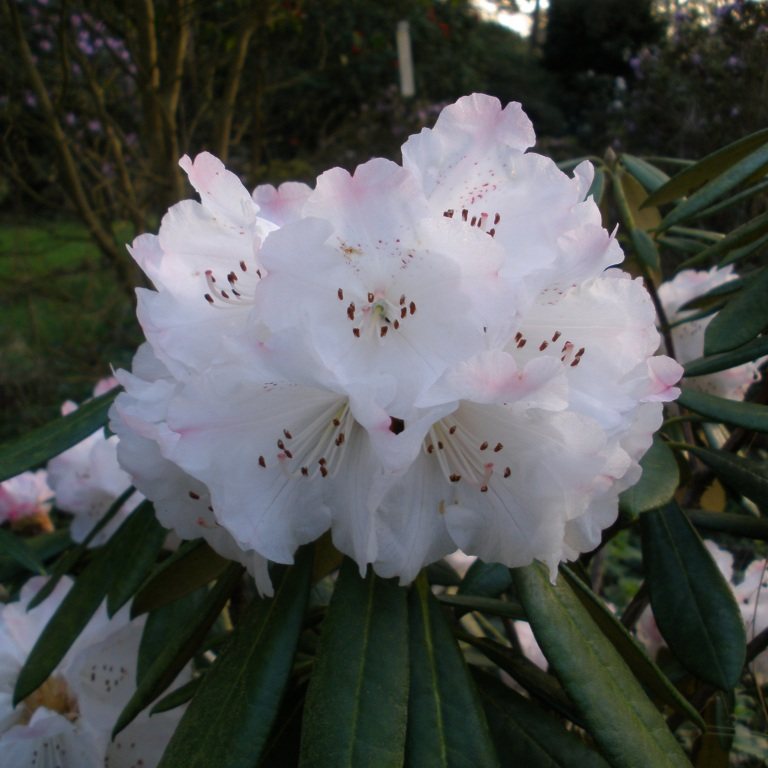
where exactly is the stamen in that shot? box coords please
[338,288,344,300]
[188,491,200,500]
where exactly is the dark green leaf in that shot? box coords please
[512,563,690,768]
[680,211,768,268]
[474,670,610,768]
[437,593,524,620]
[683,336,768,377]
[686,509,768,541]
[658,236,708,255]
[658,142,768,229]
[14,501,154,703]
[150,677,200,715]
[678,276,743,312]
[586,167,605,205]
[621,154,670,193]
[696,177,768,220]
[138,588,208,683]
[406,575,499,768]
[630,229,660,272]
[560,566,705,729]
[619,435,680,516]
[428,559,463,586]
[644,128,768,208]
[157,551,312,768]
[686,446,768,508]
[704,268,768,354]
[0,388,117,482]
[463,634,584,728]
[115,564,244,736]
[300,558,409,768]
[0,528,46,574]
[459,560,512,598]
[0,529,70,582]
[719,231,768,268]
[28,486,136,610]
[131,539,230,616]
[678,388,768,433]
[107,505,166,616]
[641,503,746,690]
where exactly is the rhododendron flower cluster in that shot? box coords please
[0,577,188,768]
[111,94,682,591]
[658,265,764,400]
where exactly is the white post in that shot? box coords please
[396,20,415,98]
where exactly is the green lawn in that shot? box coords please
[0,219,142,442]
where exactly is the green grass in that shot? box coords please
[0,219,142,443]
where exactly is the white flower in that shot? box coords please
[0,576,188,768]
[47,380,142,546]
[111,345,273,595]
[658,266,764,400]
[0,471,53,528]
[112,94,682,586]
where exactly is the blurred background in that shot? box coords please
[1,0,766,440]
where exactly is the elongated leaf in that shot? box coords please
[683,336,768,377]
[644,128,768,208]
[631,228,661,272]
[150,677,200,715]
[512,563,690,768]
[560,567,704,729]
[678,389,768,433]
[132,539,230,616]
[28,486,136,610]
[157,551,312,768]
[686,509,768,541]
[621,154,670,193]
[615,170,662,232]
[474,670,610,768]
[14,501,154,703]
[678,276,743,312]
[0,528,45,574]
[719,231,768,268]
[115,564,244,736]
[704,268,768,354]
[641,503,746,690]
[406,575,499,768]
[137,588,208,683]
[463,634,584,728]
[586,167,605,205]
[683,211,768,267]
[658,142,768,229]
[0,529,70,582]
[459,560,512,598]
[658,235,708,255]
[0,388,117,482]
[686,446,768,507]
[619,435,680,516]
[300,558,409,768]
[696,177,768,219]
[437,593,525,620]
[107,504,166,616]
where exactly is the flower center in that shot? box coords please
[424,414,511,493]
[20,675,79,725]
[338,288,417,339]
[203,260,260,306]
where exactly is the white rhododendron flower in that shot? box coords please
[111,94,682,587]
[0,577,188,768]
[0,471,53,527]
[47,379,142,546]
[658,266,764,400]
